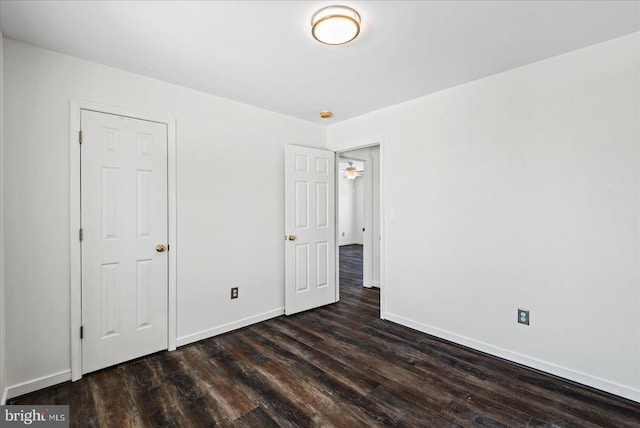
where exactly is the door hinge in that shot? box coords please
[79,228,83,242]
[79,130,83,144]
[80,326,84,339]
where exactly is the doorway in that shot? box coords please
[283,142,384,317]
[69,100,177,380]
[80,110,169,374]
[337,146,381,296]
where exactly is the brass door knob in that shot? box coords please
[287,235,296,241]
[156,244,167,252]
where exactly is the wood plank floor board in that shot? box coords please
[194,338,278,412]
[274,313,460,413]
[89,368,143,428]
[243,323,459,427]
[348,330,539,426]
[203,337,317,427]
[230,407,280,428]
[299,308,544,427]
[244,324,379,397]
[153,354,219,427]
[271,310,464,419]
[218,335,359,427]
[394,343,611,428]
[121,359,177,428]
[126,386,176,428]
[345,307,636,426]
[361,385,464,427]
[220,331,378,427]
[67,379,100,428]
[302,310,506,396]
[516,370,640,420]
[440,400,510,428]
[506,372,640,428]
[183,346,257,421]
[9,244,640,427]
[253,321,380,396]
[350,325,570,425]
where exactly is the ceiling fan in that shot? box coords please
[341,161,364,180]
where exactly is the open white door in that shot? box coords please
[285,145,336,315]
[81,110,168,374]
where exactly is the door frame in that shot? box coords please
[337,155,373,287]
[69,99,177,381]
[333,138,386,319]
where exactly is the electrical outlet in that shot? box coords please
[341,232,345,236]
[518,309,529,325]
[231,287,239,299]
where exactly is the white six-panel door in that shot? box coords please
[81,110,168,374]
[285,145,337,315]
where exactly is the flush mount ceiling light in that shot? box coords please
[320,110,333,119]
[311,5,361,45]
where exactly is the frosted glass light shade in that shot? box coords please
[346,169,358,180]
[344,162,360,180]
[311,5,361,45]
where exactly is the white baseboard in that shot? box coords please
[5,370,71,401]
[1,386,7,405]
[5,309,285,399]
[385,312,640,403]
[176,308,284,348]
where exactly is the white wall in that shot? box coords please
[327,33,640,401]
[0,30,6,404]
[338,169,356,245]
[338,159,364,245]
[2,40,325,395]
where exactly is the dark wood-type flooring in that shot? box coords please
[10,244,640,426]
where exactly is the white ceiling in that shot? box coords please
[1,1,638,125]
